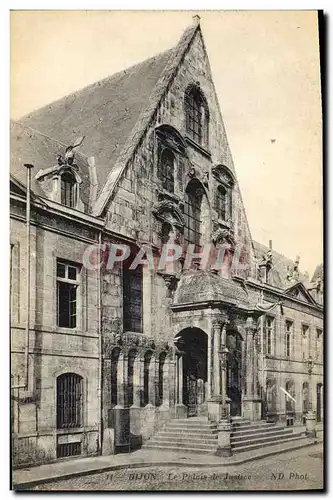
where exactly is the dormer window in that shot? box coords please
[61,171,77,208]
[185,85,209,148]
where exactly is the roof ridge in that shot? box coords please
[19,47,175,122]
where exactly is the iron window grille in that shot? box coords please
[57,260,80,329]
[56,373,83,429]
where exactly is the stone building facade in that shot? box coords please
[10,17,323,465]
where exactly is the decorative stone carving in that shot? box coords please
[152,199,185,230]
[212,226,236,246]
[287,255,301,283]
[57,136,85,167]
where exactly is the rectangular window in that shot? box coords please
[316,328,322,361]
[264,316,274,355]
[302,324,309,360]
[123,266,142,333]
[285,321,293,358]
[57,260,80,328]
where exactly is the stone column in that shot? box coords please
[213,320,222,397]
[207,331,212,400]
[175,353,186,418]
[207,319,223,423]
[242,317,261,421]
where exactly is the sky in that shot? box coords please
[10,10,323,276]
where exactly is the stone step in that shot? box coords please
[231,428,293,442]
[232,434,306,454]
[142,443,217,455]
[231,426,291,439]
[231,420,273,427]
[167,421,217,429]
[164,426,218,435]
[231,430,294,447]
[145,439,217,451]
[231,423,277,432]
[154,433,218,444]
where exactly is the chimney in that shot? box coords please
[192,14,201,25]
[269,239,272,250]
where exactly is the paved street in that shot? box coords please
[31,443,323,491]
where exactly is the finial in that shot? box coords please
[192,15,201,25]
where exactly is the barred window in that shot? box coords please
[184,181,203,249]
[56,373,83,429]
[61,171,77,208]
[185,87,209,147]
[57,261,80,328]
[264,316,274,355]
[123,266,142,333]
[158,148,175,193]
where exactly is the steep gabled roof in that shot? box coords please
[16,48,174,197]
[14,18,201,216]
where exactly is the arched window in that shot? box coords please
[184,180,203,249]
[266,379,277,415]
[143,352,153,406]
[285,380,295,425]
[127,350,137,407]
[56,373,83,429]
[61,171,77,208]
[185,87,209,147]
[158,352,167,406]
[158,148,175,193]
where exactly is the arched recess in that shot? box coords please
[158,352,167,407]
[226,329,243,417]
[127,349,138,407]
[143,351,154,406]
[110,348,121,408]
[266,378,277,416]
[285,380,296,425]
[174,327,208,417]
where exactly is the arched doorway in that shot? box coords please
[175,328,208,417]
[226,331,243,417]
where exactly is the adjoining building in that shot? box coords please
[10,17,323,466]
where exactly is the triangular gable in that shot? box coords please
[92,19,201,216]
[10,174,28,197]
[284,282,317,305]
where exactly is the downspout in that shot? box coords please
[12,163,34,390]
[97,230,103,454]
